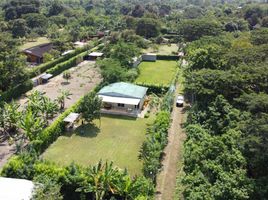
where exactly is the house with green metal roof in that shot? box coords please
[97,82,148,117]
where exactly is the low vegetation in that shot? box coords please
[136,60,178,86]
[43,115,154,175]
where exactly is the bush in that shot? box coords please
[156,55,179,60]
[135,82,169,95]
[1,153,155,200]
[33,97,81,153]
[0,80,33,102]
[28,45,93,78]
[140,110,171,183]
[46,53,86,77]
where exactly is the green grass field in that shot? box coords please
[136,60,178,85]
[19,37,50,50]
[42,115,154,175]
[143,44,178,55]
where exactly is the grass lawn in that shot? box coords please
[42,115,154,175]
[143,44,178,55]
[19,37,50,50]
[135,60,178,85]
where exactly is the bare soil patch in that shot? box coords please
[155,85,186,200]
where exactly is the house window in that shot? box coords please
[118,103,125,107]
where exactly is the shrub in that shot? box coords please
[46,53,86,76]
[28,44,95,78]
[140,110,171,183]
[0,80,33,102]
[156,55,179,60]
[135,82,169,95]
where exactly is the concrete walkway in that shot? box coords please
[155,85,186,200]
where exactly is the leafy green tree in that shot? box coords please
[11,18,30,38]
[110,41,140,66]
[43,53,54,63]
[78,92,101,124]
[3,0,40,20]
[178,18,222,41]
[48,0,65,17]
[23,13,48,35]
[97,58,127,84]
[136,18,160,38]
[183,5,204,19]
[131,5,145,18]
[183,125,253,200]
[251,28,268,45]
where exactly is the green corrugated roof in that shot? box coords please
[98,82,148,99]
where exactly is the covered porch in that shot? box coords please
[99,95,141,117]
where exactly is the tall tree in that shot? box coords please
[78,93,102,124]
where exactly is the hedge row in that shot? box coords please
[1,152,154,200]
[140,110,171,183]
[0,80,33,102]
[1,41,103,103]
[46,52,86,76]
[33,90,84,153]
[28,44,93,78]
[46,42,104,77]
[31,83,104,153]
[135,82,169,95]
[28,38,104,78]
[156,55,179,60]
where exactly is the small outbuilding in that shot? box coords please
[23,43,53,64]
[0,177,35,200]
[98,82,148,117]
[31,73,53,86]
[142,53,157,61]
[86,52,104,60]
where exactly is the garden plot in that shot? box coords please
[19,61,102,108]
[143,44,178,55]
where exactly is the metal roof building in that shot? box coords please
[97,82,148,117]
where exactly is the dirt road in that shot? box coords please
[155,85,186,200]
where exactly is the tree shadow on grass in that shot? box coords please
[101,114,137,121]
[75,123,100,138]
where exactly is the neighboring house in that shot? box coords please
[98,82,148,117]
[0,177,35,200]
[23,43,53,64]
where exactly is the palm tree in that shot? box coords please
[56,90,72,110]
[39,97,59,123]
[78,161,121,200]
[27,90,44,116]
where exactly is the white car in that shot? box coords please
[176,95,184,107]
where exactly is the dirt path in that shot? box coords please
[155,85,186,200]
